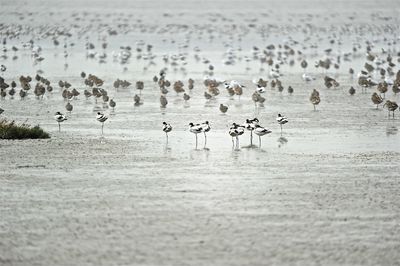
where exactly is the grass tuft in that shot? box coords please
[0,119,50,139]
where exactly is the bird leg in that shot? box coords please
[166,132,168,143]
[204,132,207,147]
[101,122,104,135]
[236,136,239,149]
[250,131,253,146]
[195,134,198,149]
[259,136,261,148]
[58,122,60,132]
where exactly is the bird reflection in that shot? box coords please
[277,136,288,148]
[386,125,398,136]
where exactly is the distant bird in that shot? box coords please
[134,94,142,106]
[219,104,228,113]
[229,123,245,149]
[201,121,211,147]
[183,93,190,101]
[302,73,315,82]
[189,122,203,149]
[244,118,259,146]
[0,107,4,115]
[254,125,272,147]
[162,122,172,142]
[96,112,108,135]
[65,102,73,113]
[276,114,288,134]
[288,86,294,94]
[54,111,67,132]
[160,95,168,107]
[204,91,212,100]
[310,89,321,111]
[383,100,398,118]
[371,92,383,109]
[349,86,356,95]
[109,99,116,111]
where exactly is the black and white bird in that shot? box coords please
[254,125,272,147]
[244,118,259,146]
[229,123,245,149]
[54,111,67,132]
[276,114,288,134]
[162,122,172,142]
[96,112,108,135]
[189,122,203,149]
[201,121,211,147]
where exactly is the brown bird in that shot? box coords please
[310,89,321,111]
[371,92,383,109]
[349,86,356,95]
[219,104,228,113]
[383,100,398,118]
[65,102,73,113]
[160,95,168,107]
[377,82,388,98]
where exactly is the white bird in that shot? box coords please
[96,112,108,135]
[244,118,259,146]
[256,84,266,93]
[302,73,315,82]
[229,123,245,149]
[189,122,203,149]
[201,121,211,147]
[162,122,172,142]
[254,125,272,147]
[276,114,288,134]
[54,111,67,132]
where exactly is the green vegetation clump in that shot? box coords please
[0,119,50,139]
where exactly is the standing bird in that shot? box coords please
[219,104,228,113]
[383,100,398,118]
[54,111,67,132]
[229,123,245,149]
[244,118,259,146]
[162,122,172,142]
[254,125,272,147]
[109,99,116,111]
[96,112,108,135]
[65,102,73,113]
[160,95,168,107]
[276,114,288,134]
[371,92,383,109]
[310,89,321,111]
[349,86,356,95]
[201,121,211,147]
[189,122,203,149]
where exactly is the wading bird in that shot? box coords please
[54,111,67,132]
[162,122,172,142]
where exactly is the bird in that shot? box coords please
[189,122,203,149]
[310,90,321,111]
[183,93,190,101]
[219,104,228,113]
[201,121,211,147]
[96,112,108,135]
[0,107,4,115]
[162,122,172,142]
[160,95,168,107]
[54,111,67,132]
[244,118,259,146]
[371,92,383,109]
[65,102,73,113]
[254,125,272,147]
[383,100,398,118]
[302,73,315,82]
[349,86,356,95]
[276,114,288,134]
[109,99,116,111]
[229,123,245,149]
